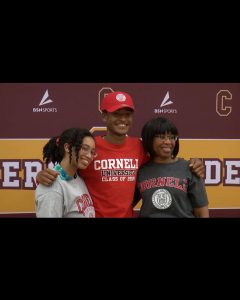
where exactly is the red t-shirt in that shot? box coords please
[79,136,148,217]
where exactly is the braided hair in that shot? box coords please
[43,128,94,165]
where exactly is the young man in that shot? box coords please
[36,91,205,217]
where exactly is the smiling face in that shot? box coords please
[73,136,97,170]
[152,133,177,163]
[102,108,134,137]
[62,136,96,176]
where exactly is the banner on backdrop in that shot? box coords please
[0,83,239,213]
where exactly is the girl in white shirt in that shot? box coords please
[35,127,97,218]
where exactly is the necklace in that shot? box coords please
[54,164,77,181]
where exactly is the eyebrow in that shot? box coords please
[82,144,96,152]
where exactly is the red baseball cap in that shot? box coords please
[100,91,135,112]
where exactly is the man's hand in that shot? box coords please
[36,168,59,186]
[189,158,205,179]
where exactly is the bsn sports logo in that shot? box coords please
[33,89,57,113]
[154,91,177,114]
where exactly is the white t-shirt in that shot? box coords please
[35,174,95,218]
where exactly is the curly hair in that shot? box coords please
[43,128,94,165]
